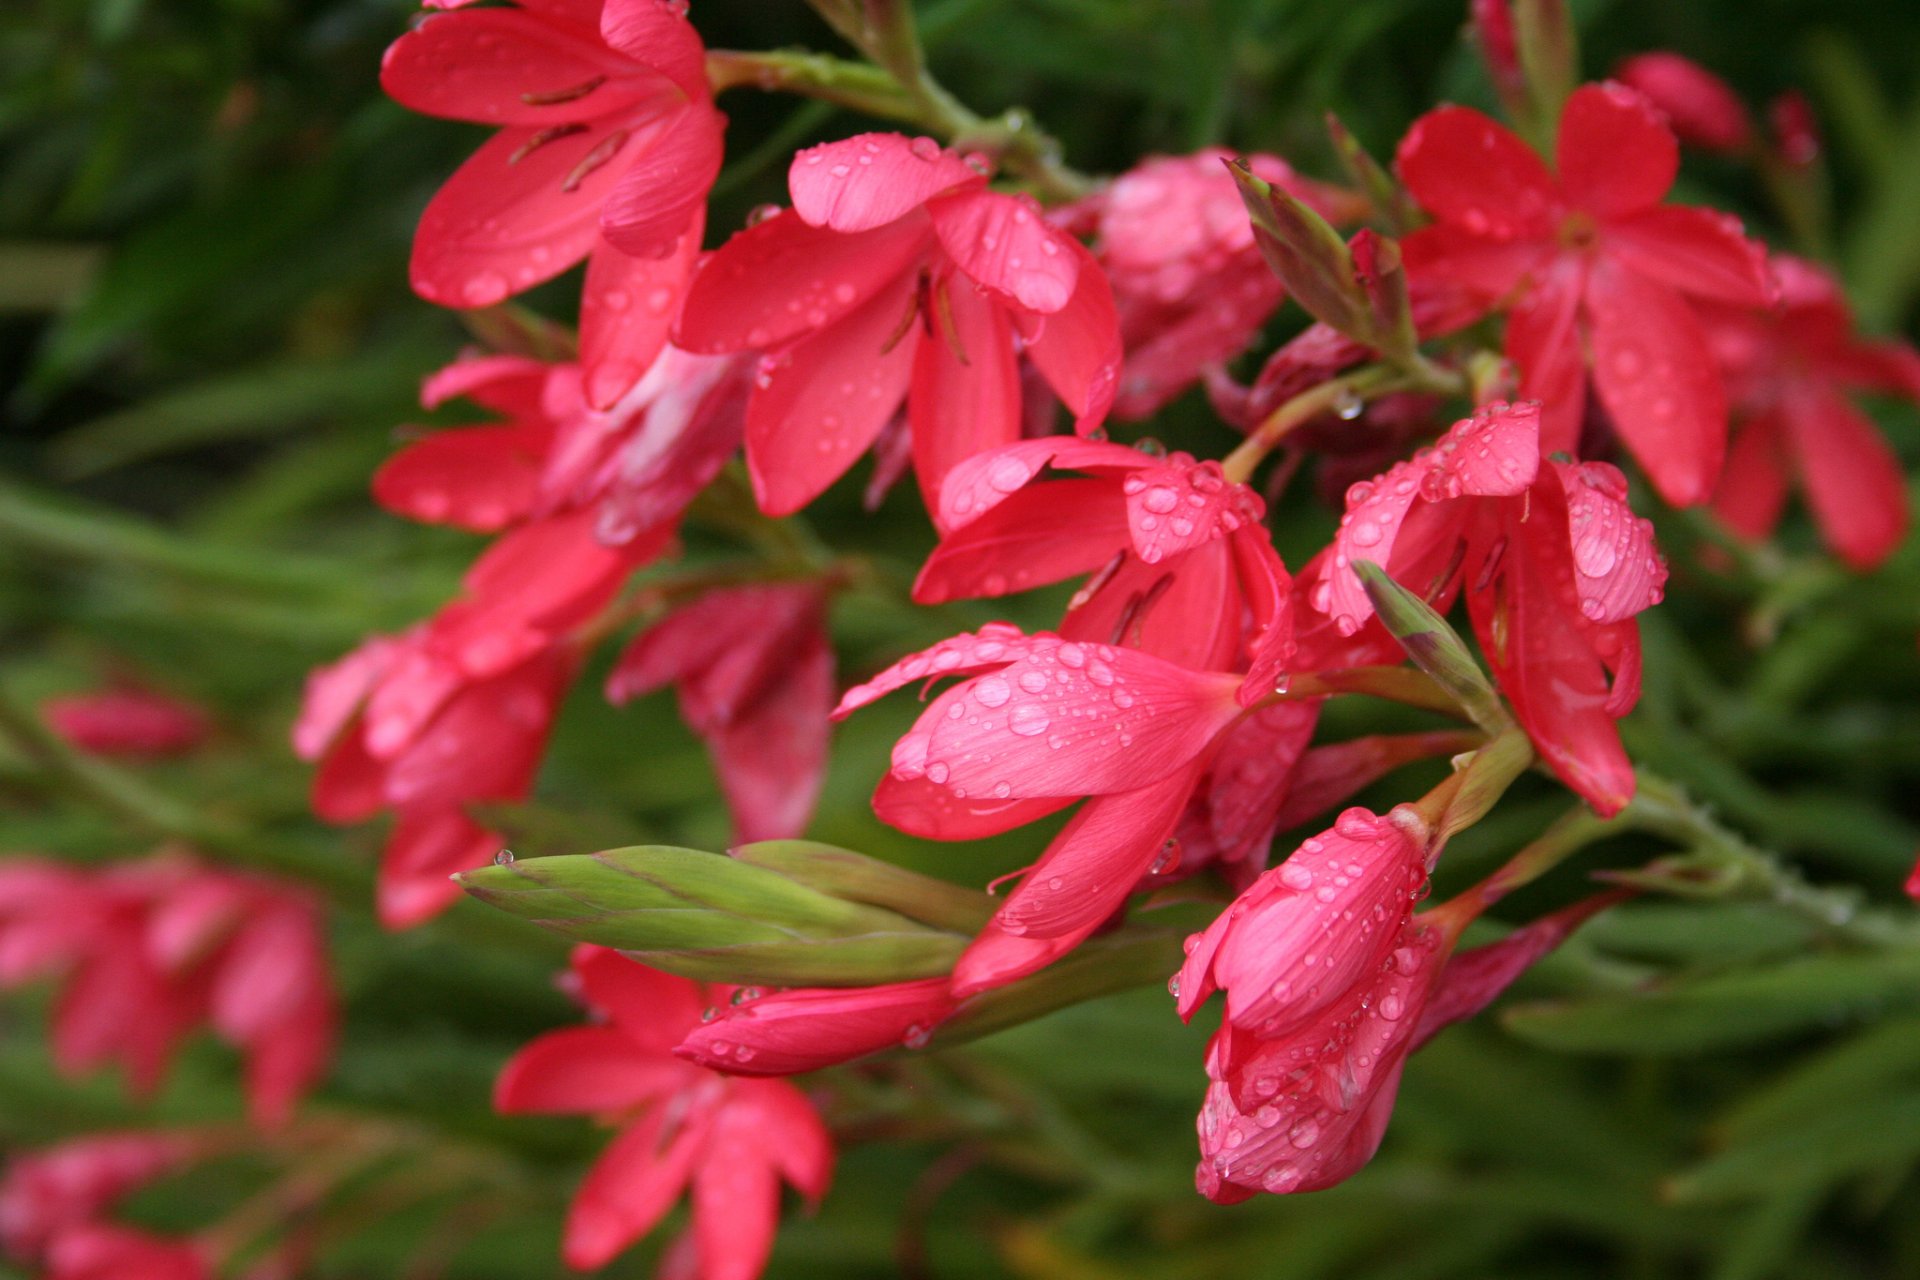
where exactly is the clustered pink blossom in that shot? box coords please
[253,2,1920,1272]
[0,855,334,1128]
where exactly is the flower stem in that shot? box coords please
[1220,364,1414,485]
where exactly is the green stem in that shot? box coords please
[1221,364,1422,485]
[1259,664,1472,721]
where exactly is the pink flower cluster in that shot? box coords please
[0,854,334,1128]
[272,0,1920,1270]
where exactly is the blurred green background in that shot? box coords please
[4,0,1920,1276]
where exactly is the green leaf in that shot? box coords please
[1503,948,1920,1055]
[456,846,968,986]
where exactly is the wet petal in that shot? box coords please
[1782,381,1910,570]
[1395,105,1558,239]
[1586,260,1729,507]
[789,133,981,232]
[1556,82,1677,219]
[743,273,917,516]
[908,274,1024,525]
[1024,239,1122,429]
[912,479,1129,602]
[1549,459,1668,624]
[831,622,1041,719]
[380,8,657,126]
[599,101,724,258]
[579,220,702,409]
[372,422,553,532]
[928,189,1081,313]
[1604,205,1772,306]
[675,210,928,354]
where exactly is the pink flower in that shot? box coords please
[0,1133,198,1262]
[1398,82,1773,505]
[1089,150,1358,418]
[676,133,1121,519]
[375,346,750,545]
[299,624,577,928]
[380,0,723,405]
[496,948,833,1275]
[1313,401,1666,814]
[1179,814,1621,1200]
[606,583,835,843]
[41,688,208,759]
[42,1224,208,1280]
[915,437,1290,677]
[675,978,957,1076]
[1614,53,1753,153]
[835,627,1256,992]
[0,856,334,1128]
[1706,256,1917,569]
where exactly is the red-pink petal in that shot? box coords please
[377,811,497,928]
[789,133,981,232]
[1025,239,1122,429]
[1413,891,1627,1049]
[1782,381,1911,569]
[676,978,955,1075]
[599,102,725,258]
[691,1116,781,1280]
[573,946,708,1051]
[598,0,710,99]
[579,221,702,409]
[562,1108,706,1270]
[912,479,1129,603]
[899,639,1241,800]
[421,353,552,414]
[1549,460,1668,624]
[1557,82,1677,220]
[496,1026,689,1114]
[1122,456,1266,567]
[1711,413,1790,543]
[1586,261,1728,507]
[953,760,1206,995]
[1506,261,1588,454]
[1202,700,1321,865]
[929,189,1080,314]
[870,774,1072,841]
[372,423,553,532]
[1395,105,1559,239]
[936,435,1144,529]
[1604,205,1772,306]
[380,9,656,126]
[409,119,637,308]
[744,274,918,516]
[1614,53,1753,153]
[706,634,832,843]
[909,275,1024,524]
[675,211,928,354]
[1468,522,1636,815]
[832,622,1040,719]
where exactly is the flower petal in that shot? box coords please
[562,1107,706,1271]
[790,133,981,232]
[1782,381,1910,570]
[675,211,928,354]
[953,759,1206,995]
[936,435,1144,530]
[909,275,1024,524]
[1394,105,1559,239]
[706,633,833,843]
[832,622,1041,719]
[1710,412,1790,542]
[912,479,1129,603]
[871,773,1073,841]
[1122,456,1266,567]
[902,638,1241,800]
[372,423,553,532]
[1556,82,1677,220]
[928,189,1080,314]
[744,273,917,516]
[496,1026,689,1114]
[598,101,723,259]
[1550,459,1667,624]
[579,220,702,410]
[1024,239,1122,429]
[1604,205,1771,306]
[676,979,954,1076]
[380,8,658,126]
[410,118,645,308]
[598,0,710,99]
[572,946,707,1051]
[1586,261,1729,506]
[1505,260,1588,454]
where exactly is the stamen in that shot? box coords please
[561,128,630,192]
[520,75,607,106]
[931,279,970,366]
[509,123,588,165]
